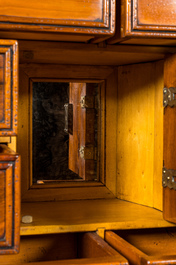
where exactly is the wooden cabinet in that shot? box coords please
[0,0,115,42]
[2,0,176,263]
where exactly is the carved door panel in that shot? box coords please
[68,83,98,181]
[0,40,20,254]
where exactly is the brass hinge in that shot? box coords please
[80,96,94,108]
[163,87,176,107]
[162,168,176,190]
[79,146,96,160]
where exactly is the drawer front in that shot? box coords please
[0,40,18,136]
[0,0,115,37]
[0,145,20,254]
[124,0,176,37]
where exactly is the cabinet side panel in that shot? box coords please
[116,62,158,207]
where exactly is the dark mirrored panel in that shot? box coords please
[32,82,80,183]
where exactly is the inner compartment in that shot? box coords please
[0,232,124,264]
[113,228,176,256]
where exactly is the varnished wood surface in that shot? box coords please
[20,199,175,236]
[78,233,122,258]
[69,83,97,180]
[0,232,128,264]
[0,145,20,254]
[18,64,115,201]
[105,229,176,265]
[116,61,163,209]
[0,40,18,136]
[0,0,115,38]
[22,257,127,265]
[18,41,172,66]
[108,0,176,44]
[163,54,176,223]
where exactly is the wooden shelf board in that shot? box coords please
[20,199,176,236]
[18,41,176,66]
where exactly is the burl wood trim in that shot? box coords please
[0,145,20,254]
[0,40,18,136]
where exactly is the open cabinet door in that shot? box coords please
[163,54,176,223]
[68,83,98,181]
[0,40,20,253]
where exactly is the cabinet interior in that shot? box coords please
[0,40,171,234]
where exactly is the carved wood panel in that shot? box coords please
[0,145,20,254]
[0,40,18,136]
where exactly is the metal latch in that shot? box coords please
[79,146,96,160]
[162,168,176,190]
[80,96,94,108]
[163,87,176,107]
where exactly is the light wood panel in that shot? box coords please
[18,41,172,66]
[20,199,175,236]
[116,61,163,209]
[153,61,164,211]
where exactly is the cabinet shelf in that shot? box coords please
[20,199,175,236]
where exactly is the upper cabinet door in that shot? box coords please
[163,54,176,223]
[0,0,115,42]
[0,40,18,136]
[108,0,176,45]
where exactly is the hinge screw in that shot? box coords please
[163,181,166,185]
[167,176,170,180]
[168,94,171,99]
[163,88,167,94]
[163,170,166,174]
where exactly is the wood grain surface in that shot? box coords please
[0,145,20,254]
[0,40,18,136]
[0,0,115,37]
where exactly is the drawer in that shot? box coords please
[108,0,176,46]
[0,232,128,265]
[0,0,115,42]
[105,228,176,264]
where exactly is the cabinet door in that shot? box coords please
[68,83,97,181]
[163,54,176,223]
[0,40,20,254]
